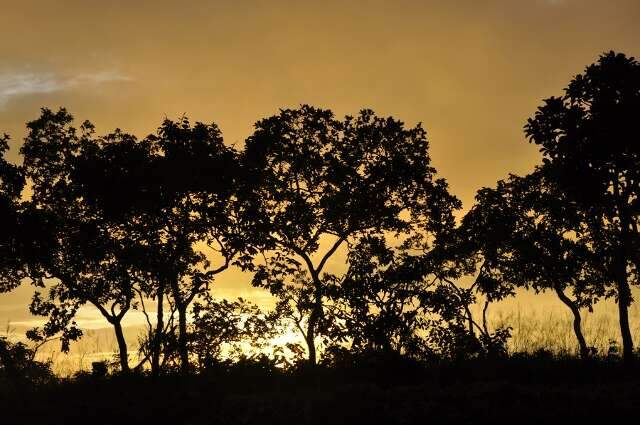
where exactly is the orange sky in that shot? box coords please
[2,0,640,331]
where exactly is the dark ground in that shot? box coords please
[2,358,639,424]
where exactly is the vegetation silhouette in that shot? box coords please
[458,171,597,359]
[244,105,460,365]
[525,51,640,364]
[1,50,640,423]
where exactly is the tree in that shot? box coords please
[76,116,251,374]
[0,134,28,293]
[270,269,346,365]
[20,108,149,372]
[244,105,459,365]
[330,235,451,359]
[188,294,282,370]
[525,51,640,363]
[324,232,512,361]
[152,118,250,374]
[460,170,599,358]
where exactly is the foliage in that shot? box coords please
[245,105,460,364]
[459,171,597,356]
[524,51,640,362]
[78,116,254,373]
[0,134,29,293]
[0,337,55,386]
[187,294,284,370]
[20,108,145,363]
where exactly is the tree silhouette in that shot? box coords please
[244,105,458,365]
[331,235,495,359]
[460,170,599,358]
[189,293,282,369]
[0,134,29,293]
[525,51,640,363]
[20,109,153,371]
[3,54,639,385]
[151,118,251,374]
[74,116,252,374]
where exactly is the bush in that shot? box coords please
[0,337,55,387]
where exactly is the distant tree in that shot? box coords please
[270,269,346,364]
[331,232,512,361]
[460,170,598,358]
[330,235,445,358]
[188,294,282,369]
[244,105,459,365]
[525,51,640,363]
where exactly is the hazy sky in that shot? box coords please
[2,0,640,330]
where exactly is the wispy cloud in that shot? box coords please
[0,70,132,108]
[9,305,151,331]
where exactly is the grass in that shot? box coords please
[491,300,640,357]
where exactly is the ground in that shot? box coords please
[2,358,640,424]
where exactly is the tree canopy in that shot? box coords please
[244,105,460,365]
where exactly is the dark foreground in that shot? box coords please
[2,358,639,425]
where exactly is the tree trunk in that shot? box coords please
[482,300,490,336]
[305,280,323,367]
[465,305,474,337]
[617,190,634,364]
[616,275,634,365]
[113,320,130,373]
[152,283,164,379]
[305,319,317,367]
[177,304,190,373]
[553,285,589,359]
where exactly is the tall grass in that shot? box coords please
[15,296,640,374]
[491,300,640,356]
[31,328,139,376]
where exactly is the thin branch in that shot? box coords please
[134,288,154,331]
[29,336,61,361]
[317,235,347,274]
[482,299,490,335]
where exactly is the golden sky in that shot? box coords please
[2,0,640,332]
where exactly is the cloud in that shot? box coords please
[9,305,152,331]
[0,70,132,108]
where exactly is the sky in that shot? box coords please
[1,0,640,339]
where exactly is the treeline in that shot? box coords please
[1,51,639,377]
